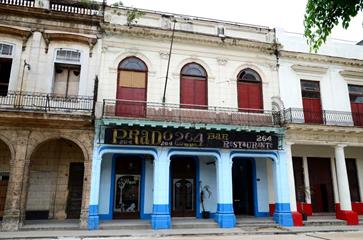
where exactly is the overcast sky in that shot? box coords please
[106,0,363,43]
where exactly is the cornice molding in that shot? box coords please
[42,32,98,57]
[291,64,328,75]
[339,70,363,85]
[280,50,363,67]
[102,24,278,54]
[0,25,32,51]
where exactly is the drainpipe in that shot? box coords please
[162,19,176,104]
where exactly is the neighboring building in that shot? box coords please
[277,29,363,225]
[88,5,292,230]
[0,0,101,231]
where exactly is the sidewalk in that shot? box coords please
[2,224,363,240]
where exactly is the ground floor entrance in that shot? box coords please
[171,156,196,217]
[232,158,254,216]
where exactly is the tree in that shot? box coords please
[304,0,363,52]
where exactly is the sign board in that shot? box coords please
[104,126,279,150]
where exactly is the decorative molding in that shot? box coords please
[339,70,363,85]
[159,51,169,60]
[291,64,328,75]
[0,26,32,51]
[217,58,228,66]
[281,50,363,67]
[41,32,97,57]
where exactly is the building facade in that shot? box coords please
[1,1,363,232]
[0,0,101,231]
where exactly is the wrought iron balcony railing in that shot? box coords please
[283,108,363,127]
[102,99,282,127]
[0,0,34,7]
[0,91,94,114]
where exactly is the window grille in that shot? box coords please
[55,49,81,63]
[0,43,13,57]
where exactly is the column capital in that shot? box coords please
[335,143,347,150]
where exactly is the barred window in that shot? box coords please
[55,49,81,63]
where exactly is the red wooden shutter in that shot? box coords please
[351,103,363,126]
[237,82,262,111]
[180,77,207,109]
[303,98,323,124]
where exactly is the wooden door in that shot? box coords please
[237,82,262,111]
[307,158,334,212]
[113,157,142,219]
[351,103,363,126]
[0,175,9,219]
[116,70,147,117]
[66,163,84,219]
[232,158,254,215]
[303,98,323,124]
[180,77,207,109]
[292,157,305,202]
[346,159,361,202]
[171,157,196,217]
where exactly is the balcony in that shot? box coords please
[102,99,281,127]
[283,108,363,127]
[0,91,94,115]
[0,0,101,15]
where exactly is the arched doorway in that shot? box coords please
[25,138,85,220]
[116,57,148,117]
[180,63,208,109]
[237,68,263,111]
[0,139,11,220]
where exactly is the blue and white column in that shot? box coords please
[273,150,293,226]
[151,148,171,229]
[215,150,236,228]
[88,147,102,230]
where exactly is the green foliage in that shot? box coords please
[126,8,144,26]
[111,1,124,7]
[304,0,363,52]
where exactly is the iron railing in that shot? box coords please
[102,99,281,126]
[0,91,94,114]
[283,108,363,127]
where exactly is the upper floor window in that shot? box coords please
[53,49,81,97]
[0,43,14,96]
[301,80,321,98]
[55,49,81,64]
[237,68,263,111]
[180,62,207,109]
[348,85,363,103]
[0,43,13,57]
[116,57,148,117]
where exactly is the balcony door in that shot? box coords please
[301,80,323,124]
[180,63,207,109]
[117,57,147,117]
[348,85,363,126]
[237,68,263,111]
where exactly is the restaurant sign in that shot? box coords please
[104,126,279,150]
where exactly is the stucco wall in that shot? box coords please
[99,154,112,216]
[199,156,217,214]
[255,158,269,214]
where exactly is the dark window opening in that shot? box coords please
[348,84,363,126]
[119,57,147,72]
[0,58,12,96]
[237,68,261,83]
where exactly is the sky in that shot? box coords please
[105,0,363,43]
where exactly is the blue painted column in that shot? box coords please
[215,150,236,228]
[151,148,171,229]
[88,147,102,230]
[273,150,293,226]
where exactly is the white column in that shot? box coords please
[302,157,311,204]
[285,143,297,212]
[330,156,340,204]
[334,144,352,211]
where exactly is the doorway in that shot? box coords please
[308,158,335,212]
[66,163,84,219]
[171,156,196,217]
[232,158,254,215]
[113,156,142,219]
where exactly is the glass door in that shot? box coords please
[114,174,140,218]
